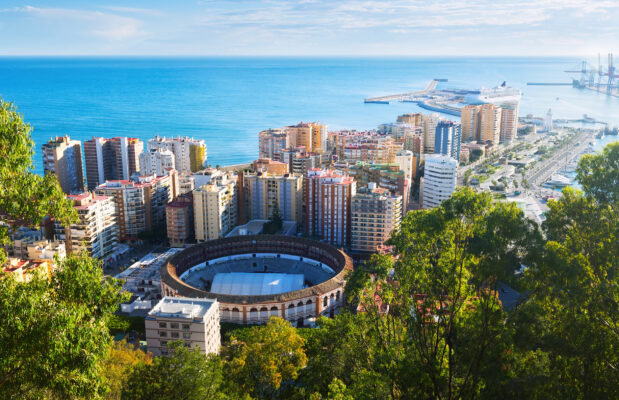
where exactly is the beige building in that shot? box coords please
[166,193,194,247]
[351,184,402,253]
[146,297,220,356]
[252,158,289,175]
[306,169,356,246]
[95,174,174,241]
[423,113,442,153]
[499,102,519,143]
[56,192,118,260]
[286,122,327,153]
[194,175,238,242]
[42,135,84,194]
[240,172,303,225]
[460,105,479,142]
[461,104,502,145]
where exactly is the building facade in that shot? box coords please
[258,128,289,162]
[95,174,173,241]
[147,136,207,173]
[193,176,238,242]
[83,137,143,190]
[42,135,84,194]
[422,155,458,209]
[434,121,462,162]
[351,185,402,253]
[57,192,118,260]
[145,297,220,356]
[305,169,356,246]
[252,158,289,175]
[241,172,303,225]
[139,148,176,176]
[166,193,194,247]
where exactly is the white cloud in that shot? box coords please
[10,5,148,42]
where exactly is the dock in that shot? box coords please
[364,80,438,103]
[527,82,572,86]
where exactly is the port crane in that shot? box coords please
[565,53,619,93]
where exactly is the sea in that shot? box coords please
[0,56,618,175]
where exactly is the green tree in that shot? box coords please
[0,253,129,399]
[576,141,618,206]
[102,340,152,400]
[122,342,227,400]
[225,317,307,399]
[344,188,540,399]
[0,100,76,265]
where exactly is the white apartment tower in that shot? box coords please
[422,154,458,209]
[147,136,207,173]
[139,148,176,176]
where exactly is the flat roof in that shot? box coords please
[148,296,217,320]
[210,272,304,296]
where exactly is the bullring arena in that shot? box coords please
[160,235,353,326]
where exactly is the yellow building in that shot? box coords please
[460,105,479,141]
[190,144,206,172]
[241,172,303,225]
[479,104,502,144]
[193,176,237,242]
[310,122,327,153]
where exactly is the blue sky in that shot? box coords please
[1,1,618,56]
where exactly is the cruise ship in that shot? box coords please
[544,174,571,188]
[466,82,522,105]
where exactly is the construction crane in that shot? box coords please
[565,53,619,93]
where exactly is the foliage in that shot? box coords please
[0,253,129,399]
[469,148,483,163]
[576,141,618,206]
[122,342,227,400]
[102,340,152,400]
[224,317,307,399]
[0,100,77,265]
[263,204,284,234]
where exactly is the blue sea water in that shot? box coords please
[1,56,618,175]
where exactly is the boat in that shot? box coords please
[544,174,571,188]
[466,83,522,105]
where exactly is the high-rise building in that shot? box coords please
[258,129,289,162]
[84,137,143,190]
[311,123,327,153]
[479,104,502,145]
[147,136,207,173]
[460,105,479,142]
[56,192,118,260]
[166,193,194,248]
[95,174,173,241]
[193,176,238,242]
[146,297,220,357]
[434,121,462,162]
[139,148,176,176]
[351,184,402,253]
[397,113,424,126]
[544,109,553,132]
[422,155,458,209]
[499,102,519,143]
[286,122,327,153]
[422,113,442,153]
[41,136,84,194]
[305,169,356,246]
[240,172,303,225]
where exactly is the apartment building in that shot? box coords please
[460,104,502,145]
[287,122,326,153]
[56,192,118,260]
[95,174,173,241]
[193,175,237,242]
[351,184,402,253]
[139,148,176,176]
[166,193,194,247]
[423,113,442,153]
[422,154,458,209]
[258,128,289,161]
[499,102,519,143]
[83,137,143,190]
[146,297,220,356]
[41,135,84,194]
[252,158,289,175]
[305,169,356,246]
[240,172,303,225]
[434,121,462,162]
[147,136,207,173]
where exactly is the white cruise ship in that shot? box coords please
[545,174,571,188]
[467,82,522,105]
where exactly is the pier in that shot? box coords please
[364,80,438,103]
[527,82,572,86]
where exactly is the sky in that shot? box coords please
[1,0,618,56]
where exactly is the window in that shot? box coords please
[323,297,328,307]
[170,323,179,329]
[160,341,167,346]
[159,331,167,337]
[182,324,190,331]
[183,333,191,339]
[171,332,179,338]
[158,322,167,328]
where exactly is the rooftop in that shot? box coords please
[210,272,305,296]
[148,296,217,320]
